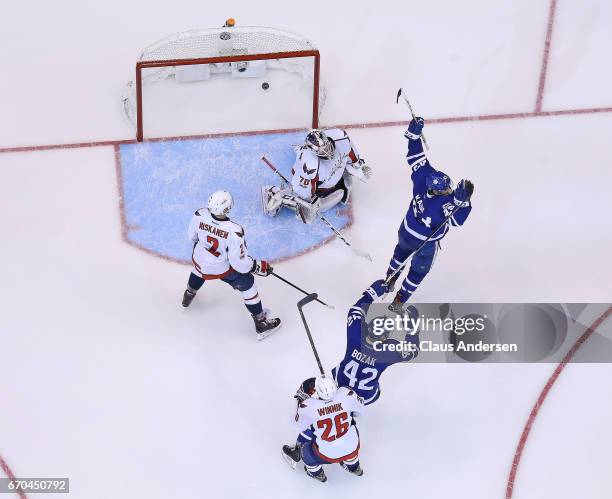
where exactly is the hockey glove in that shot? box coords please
[251,259,273,276]
[294,377,316,402]
[404,117,425,140]
[364,279,388,301]
[356,158,372,179]
[453,179,474,207]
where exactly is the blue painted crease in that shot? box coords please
[118,132,351,262]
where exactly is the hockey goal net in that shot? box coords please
[123,24,321,141]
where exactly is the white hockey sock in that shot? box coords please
[241,283,260,305]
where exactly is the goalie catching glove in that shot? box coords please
[251,259,273,276]
[346,157,372,181]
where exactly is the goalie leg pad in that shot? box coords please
[261,185,285,217]
[340,173,353,204]
[294,196,321,224]
[318,189,344,213]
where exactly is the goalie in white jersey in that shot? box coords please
[281,376,365,482]
[262,128,372,224]
[181,190,281,340]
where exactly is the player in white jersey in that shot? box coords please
[281,376,365,482]
[262,128,372,224]
[181,190,281,340]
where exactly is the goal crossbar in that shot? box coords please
[135,50,320,141]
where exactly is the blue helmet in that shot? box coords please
[426,171,452,193]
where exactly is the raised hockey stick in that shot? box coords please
[271,271,335,309]
[297,293,326,376]
[396,88,429,150]
[261,156,373,261]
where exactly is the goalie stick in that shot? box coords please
[260,156,372,261]
[271,271,334,309]
[297,293,326,376]
[396,88,429,150]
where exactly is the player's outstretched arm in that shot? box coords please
[405,118,435,181]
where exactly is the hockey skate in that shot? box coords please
[304,466,327,483]
[340,461,363,476]
[281,444,301,469]
[253,310,282,340]
[388,292,407,315]
[181,289,196,308]
[384,272,400,294]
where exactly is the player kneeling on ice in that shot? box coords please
[332,280,419,405]
[181,190,281,340]
[262,128,372,224]
[282,376,365,482]
[385,117,474,312]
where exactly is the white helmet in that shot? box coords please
[315,376,337,401]
[207,190,234,217]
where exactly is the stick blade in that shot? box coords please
[298,293,319,309]
[396,88,402,103]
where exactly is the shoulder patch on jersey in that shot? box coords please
[235,228,244,238]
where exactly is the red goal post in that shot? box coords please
[127,26,321,141]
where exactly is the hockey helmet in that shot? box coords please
[365,316,393,345]
[305,129,335,159]
[207,190,234,217]
[315,376,338,401]
[426,171,453,195]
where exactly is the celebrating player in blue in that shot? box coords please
[331,280,419,405]
[385,117,474,312]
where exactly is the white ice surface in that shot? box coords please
[1,1,612,498]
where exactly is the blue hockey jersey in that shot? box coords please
[331,292,418,405]
[401,137,472,242]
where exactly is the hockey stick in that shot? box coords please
[260,156,373,261]
[297,293,326,376]
[396,88,429,150]
[271,271,335,309]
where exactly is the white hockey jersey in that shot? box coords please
[295,387,364,462]
[188,208,254,278]
[291,128,361,201]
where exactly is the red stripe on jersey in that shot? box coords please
[313,440,360,463]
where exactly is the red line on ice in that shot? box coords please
[2,105,612,155]
[505,306,612,499]
[0,455,28,499]
[535,0,558,112]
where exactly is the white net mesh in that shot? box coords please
[138,26,317,61]
[123,26,322,132]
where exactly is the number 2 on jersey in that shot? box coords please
[343,360,378,391]
[317,412,350,442]
[206,235,221,257]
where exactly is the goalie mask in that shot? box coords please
[305,129,335,159]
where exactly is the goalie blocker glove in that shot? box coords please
[251,259,273,276]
